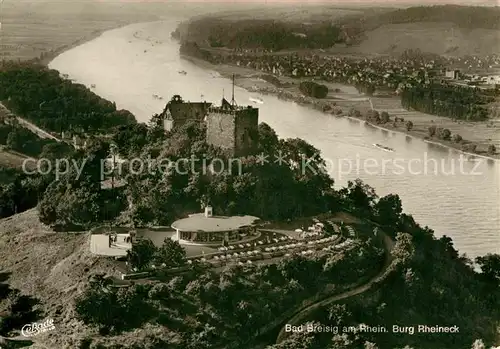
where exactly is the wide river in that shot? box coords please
[49,20,499,258]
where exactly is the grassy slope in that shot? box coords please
[183,5,500,57]
[0,209,127,348]
[355,22,500,56]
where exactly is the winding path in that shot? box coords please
[0,103,62,143]
[275,232,395,343]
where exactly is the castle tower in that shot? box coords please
[206,99,259,157]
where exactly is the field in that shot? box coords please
[0,1,245,62]
[356,22,500,56]
[0,2,165,61]
[198,6,366,22]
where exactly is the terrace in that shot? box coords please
[118,217,364,279]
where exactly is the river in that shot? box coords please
[49,20,500,259]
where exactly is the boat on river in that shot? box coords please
[373,143,394,152]
[249,96,264,104]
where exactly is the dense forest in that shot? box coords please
[37,137,127,229]
[273,228,500,349]
[0,61,138,222]
[179,42,213,62]
[0,167,54,220]
[178,18,345,51]
[0,123,72,158]
[0,62,136,134]
[37,119,337,228]
[400,84,492,121]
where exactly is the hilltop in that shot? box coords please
[343,5,500,56]
[178,5,500,56]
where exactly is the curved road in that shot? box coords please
[276,232,395,343]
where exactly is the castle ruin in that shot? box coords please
[160,95,211,131]
[159,94,259,157]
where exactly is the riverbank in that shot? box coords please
[38,29,110,66]
[183,55,500,161]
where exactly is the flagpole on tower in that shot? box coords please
[231,74,235,107]
[0,0,4,66]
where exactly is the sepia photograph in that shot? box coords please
[0,0,499,348]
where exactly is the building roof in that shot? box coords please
[171,214,259,232]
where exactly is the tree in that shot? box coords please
[126,239,157,270]
[327,304,352,325]
[475,254,500,285]
[112,123,149,157]
[267,328,315,349]
[462,143,477,153]
[75,281,153,333]
[374,194,403,230]
[39,142,74,160]
[154,238,187,268]
[299,81,329,98]
[366,110,380,124]
[452,134,463,143]
[437,128,451,141]
[339,179,378,214]
[439,235,459,260]
[348,108,362,118]
[471,339,485,349]
[487,144,496,154]
[56,187,101,226]
[405,121,413,131]
[428,125,437,137]
[391,232,415,265]
[380,111,390,123]
[258,122,279,153]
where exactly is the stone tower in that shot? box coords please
[206,98,259,157]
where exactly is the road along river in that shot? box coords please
[49,20,500,259]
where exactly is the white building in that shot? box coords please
[483,75,500,85]
[445,70,460,80]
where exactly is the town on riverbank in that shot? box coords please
[174,5,500,160]
[0,3,499,349]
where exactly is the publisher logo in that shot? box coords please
[21,318,55,337]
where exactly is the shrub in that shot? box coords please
[487,144,496,154]
[452,134,463,143]
[380,111,390,123]
[428,125,437,137]
[299,81,329,98]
